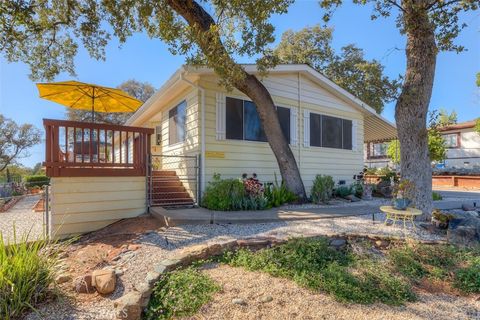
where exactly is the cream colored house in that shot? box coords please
[126,64,397,195]
[44,64,397,239]
[438,120,480,168]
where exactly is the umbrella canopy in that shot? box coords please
[36,81,143,122]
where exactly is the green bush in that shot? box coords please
[0,234,58,319]
[311,175,335,203]
[264,173,297,207]
[454,256,480,293]
[432,192,443,201]
[222,237,414,305]
[201,174,245,210]
[376,167,398,183]
[24,175,50,188]
[335,185,353,198]
[145,267,219,320]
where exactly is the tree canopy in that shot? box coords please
[437,108,457,127]
[0,115,42,172]
[67,79,155,124]
[275,25,401,113]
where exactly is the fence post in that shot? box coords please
[196,154,201,205]
[44,185,50,240]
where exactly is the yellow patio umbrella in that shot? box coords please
[36,81,143,122]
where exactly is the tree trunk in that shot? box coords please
[395,0,437,220]
[167,0,307,199]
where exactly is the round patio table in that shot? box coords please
[380,205,422,230]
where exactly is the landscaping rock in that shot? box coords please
[374,239,390,249]
[329,238,347,250]
[55,274,72,284]
[345,195,361,202]
[127,244,141,251]
[232,298,247,306]
[461,204,477,212]
[92,269,116,295]
[114,291,143,320]
[260,295,273,303]
[145,271,162,286]
[74,274,94,294]
[448,211,480,246]
[375,181,393,198]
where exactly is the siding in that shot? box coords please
[444,128,480,168]
[200,72,364,194]
[50,176,146,238]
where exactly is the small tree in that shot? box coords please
[438,108,457,127]
[0,115,42,172]
[275,26,401,114]
[66,80,155,125]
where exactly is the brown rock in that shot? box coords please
[115,291,143,320]
[74,274,94,294]
[92,269,116,294]
[127,244,141,251]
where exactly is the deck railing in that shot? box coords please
[43,119,153,177]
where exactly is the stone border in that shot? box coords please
[112,234,446,320]
[0,195,25,212]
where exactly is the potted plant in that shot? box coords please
[431,209,454,229]
[392,179,414,210]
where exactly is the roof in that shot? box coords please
[127,64,397,142]
[438,120,477,132]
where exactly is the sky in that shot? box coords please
[0,1,479,168]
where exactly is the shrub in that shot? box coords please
[376,167,398,183]
[264,173,297,207]
[0,234,58,319]
[454,256,480,293]
[311,175,334,203]
[24,175,50,188]
[201,174,244,210]
[335,185,353,198]
[432,192,443,201]
[352,182,364,197]
[145,267,219,320]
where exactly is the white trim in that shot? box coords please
[290,108,298,146]
[303,109,310,147]
[215,92,226,140]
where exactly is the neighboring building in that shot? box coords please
[364,140,394,169]
[438,120,480,168]
[127,64,397,195]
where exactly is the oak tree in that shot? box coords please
[319,0,478,219]
[275,25,401,113]
[0,0,307,198]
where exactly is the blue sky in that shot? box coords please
[0,1,479,168]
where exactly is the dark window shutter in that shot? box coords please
[310,113,322,147]
[322,115,342,148]
[244,100,267,142]
[342,119,352,150]
[277,106,291,143]
[226,97,244,140]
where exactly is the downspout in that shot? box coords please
[180,73,206,199]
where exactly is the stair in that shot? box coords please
[150,170,195,208]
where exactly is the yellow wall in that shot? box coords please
[49,176,146,238]
[200,72,364,193]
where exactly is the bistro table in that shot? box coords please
[380,205,422,230]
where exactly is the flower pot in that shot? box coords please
[392,198,411,210]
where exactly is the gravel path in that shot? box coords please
[193,264,480,320]
[0,194,43,243]
[25,210,452,320]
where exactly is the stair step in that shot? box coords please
[151,181,182,187]
[151,192,192,200]
[152,170,177,176]
[151,186,186,193]
[151,199,195,205]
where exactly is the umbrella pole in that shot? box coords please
[91,88,95,123]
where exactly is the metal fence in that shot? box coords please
[148,154,200,208]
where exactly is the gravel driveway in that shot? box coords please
[0,194,44,243]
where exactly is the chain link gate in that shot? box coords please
[147,154,200,209]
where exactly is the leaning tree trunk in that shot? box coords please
[395,0,437,220]
[167,0,307,200]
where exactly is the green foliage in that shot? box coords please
[352,181,364,197]
[387,134,446,164]
[432,192,443,201]
[145,267,219,320]
[335,185,353,198]
[222,238,414,305]
[275,26,400,114]
[201,174,245,211]
[389,244,480,293]
[437,108,457,127]
[311,175,335,203]
[24,175,50,188]
[264,173,297,207]
[475,118,480,135]
[0,233,59,319]
[376,167,398,183]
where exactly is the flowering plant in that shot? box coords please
[241,173,264,197]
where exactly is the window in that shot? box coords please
[309,112,353,150]
[155,125,162,145]
[371,142,388,157]
[225,97,290,142]
[169,100,187,145]
[443,133,459,148]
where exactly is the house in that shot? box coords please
[437,120,480,168]
[364,140,394,169]
[44,64,397,238]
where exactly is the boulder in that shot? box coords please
[344,194,361,202]
[73,274,94,294]
[55,274,72,284]
[92,269,116,294]
[114,291,143,320]
[448,211,480,246]
[329,238,347,250]
[375,181,393,198]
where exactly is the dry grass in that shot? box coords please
[183,264,480,320]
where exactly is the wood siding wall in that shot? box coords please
[50,176,146,238]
